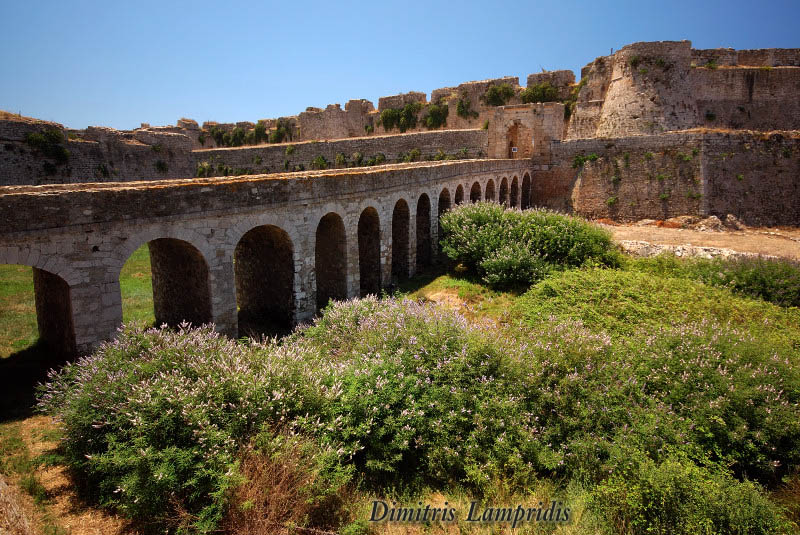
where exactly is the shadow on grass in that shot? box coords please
[0,341,73,423]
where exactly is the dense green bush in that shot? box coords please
[423,102,448,129]
[482,83,515,106]
[439,202,619,288]
[591,453,792,535]
[378,102,423,132]
[520,82,559,104]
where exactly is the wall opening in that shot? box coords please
[235,225,295,336]
[358,207,381,297]
[485,179,496,202]
[437,188,451,254]
[455,185,464,205]
[315,213,347,311]
[499,177,509,206]
[148,239,213,327]
[416,194,432,271]
[0,263,77,358]
[522,173,532,209]
[470,182,482,203]
[507,123,520,159]
[119,244,155,328]
[511,176,520,208]
[391,199,410,282]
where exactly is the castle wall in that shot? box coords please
[567,41,800,140]
[1,119,195,185]
[546,131,800,226]
[192,129,488,177]
[701,131,800,226]
[692,67,800,131]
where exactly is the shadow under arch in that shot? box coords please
[391,198,410,282]
[470,182,481,203]
[416,193,432,271]
[235,224,295,337]
[358,207,381,297]
[485,179,496,202]
[316,212,347,311]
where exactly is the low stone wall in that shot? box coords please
[191,130,488,177]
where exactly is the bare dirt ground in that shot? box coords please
[1,415,129,535]
[599,221,800,260]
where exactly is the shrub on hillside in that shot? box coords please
[438,202,619,288]
[630,254,800,308]
[591,452,792,535]
[38,297,799,533]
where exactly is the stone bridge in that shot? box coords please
[0,159,533,354]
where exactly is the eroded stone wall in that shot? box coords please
[567,41,800,140]
[192,130,488,177]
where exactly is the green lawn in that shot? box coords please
[0,245,155,358]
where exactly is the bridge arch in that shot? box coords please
[485,179,496,202]
[499,177,509,206]
[510,176,519,208]
[234,224,294,335]
[0,255,77,357]
[454,184,464,205]
[113,230,214,329]
[357,207,381,296]
[521,172,531,209]
[470,182,481,203]
[391,198,410,282]
[416,193,432,271]
[315,212,347,311]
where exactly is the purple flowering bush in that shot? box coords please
[38,295,798,533]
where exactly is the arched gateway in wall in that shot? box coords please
[0,159,534,355]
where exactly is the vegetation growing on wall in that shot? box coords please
[482,83,516,106]
[24,128,70,166]
[456,96,479,119]
[423,102,449,129]
[378,102,423,133]
[520,82,559,104]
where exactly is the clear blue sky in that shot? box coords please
[2,0,798,130]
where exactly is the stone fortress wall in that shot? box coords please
[1,40,799,224]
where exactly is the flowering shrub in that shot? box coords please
[439,202,619,288]
[38,296,799,533]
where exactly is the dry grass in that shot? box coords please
[223,437,354,535]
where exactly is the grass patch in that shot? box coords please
[119,245,155,326]
[515,267,800,345]
[0,264,38,358]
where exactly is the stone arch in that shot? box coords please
[454,184,464,205]
[234,225,294,335]
[437,188,451,253]
[0,259,77,357]
[470,182,482,203]
[499,177,509,206]
[391,199,410,282]
[358,207,381,296]
[315,212,347,311]
[142,238,213,328]
[522,172,532,209]
[485,179,496,202]
[511,176,520,208]
[416,193,432,271]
